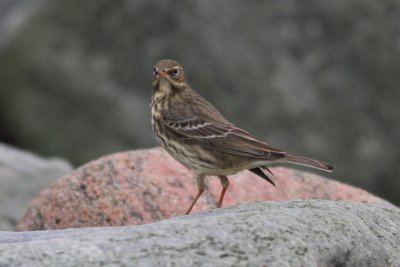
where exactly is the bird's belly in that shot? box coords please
[159,139,251,175]
[161,141,222,174]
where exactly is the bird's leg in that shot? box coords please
[217,176,230,208]
[185,174,205,215]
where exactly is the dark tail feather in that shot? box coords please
[284,154,334,172]
[249,167,276,186]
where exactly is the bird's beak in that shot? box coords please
[158,71,168,77]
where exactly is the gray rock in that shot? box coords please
[0,143,72,231]
[0,0,399,206]
[0,0,38,48]
[1,200,399,267]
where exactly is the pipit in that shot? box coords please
[150,59,333,214]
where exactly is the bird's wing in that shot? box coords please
[163,96,285,160]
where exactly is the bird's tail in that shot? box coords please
[283,154,334,172]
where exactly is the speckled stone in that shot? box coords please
[4,201,400,266]
[16,147,393,231]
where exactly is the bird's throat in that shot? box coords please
[152,78,172,107]
[158,77,172,93]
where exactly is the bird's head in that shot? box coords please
[152,59,187,96]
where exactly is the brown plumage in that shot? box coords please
[150,59,333,214]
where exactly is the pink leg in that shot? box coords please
[185,174,205,215]
[185,188,205,215]
[217,176,230,208]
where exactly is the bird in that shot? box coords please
[150,59,333,215]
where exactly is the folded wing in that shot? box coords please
[163,101,285,161]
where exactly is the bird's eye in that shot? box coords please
[153,68,158,76]
[170,67,179,76]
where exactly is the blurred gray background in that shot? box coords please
[0,0,399,205]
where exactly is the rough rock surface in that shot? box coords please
[3,200,400,266]
[17,147,393,231]
[0,143,72,231]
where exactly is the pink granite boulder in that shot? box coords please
[16,147,393,231]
